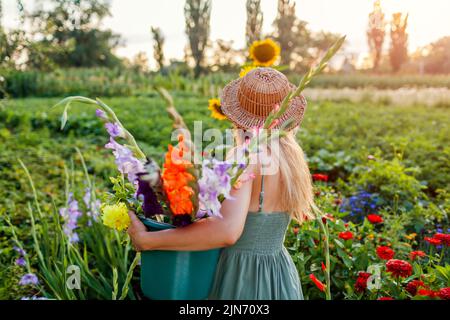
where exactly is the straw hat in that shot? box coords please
[220,67,307,130]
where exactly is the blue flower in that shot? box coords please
[105,122,125,138]
[95,109,108,120]
[19,273,39,286]
[15,257,26,267]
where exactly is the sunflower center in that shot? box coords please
[253,43,277,63]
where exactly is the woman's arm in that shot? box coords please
[127,165,255,252]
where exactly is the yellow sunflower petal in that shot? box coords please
[240,65,257,78]
[208,98,227,120]
[249,38,281,67]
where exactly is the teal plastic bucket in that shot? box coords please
[139,217,221,300]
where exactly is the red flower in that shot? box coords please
[409,250,426,261]
[339,231,353,241]
[321,214,335,224]
[425,237,442,246]
[406,280,426,296]
[417,289,438,298]
[378,297,394,300]
[433,233,450,246]
[309,274,326,292]
[386,259,413,278]
[367,214,383,224]
[312,174,329,182]
[293,226,299,236]
[321,262,327,272]
[354,272,371,293]
[376,246,395,260]
[438,287,450,300]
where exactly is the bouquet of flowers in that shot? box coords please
[54,36,345,299]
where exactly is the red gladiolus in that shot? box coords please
[433,233,450,246]
[386,259,413,278]
[417,289,438,298]
[406,280,426,296]
[339,231,353,241]
[354,272,371,293]
[312,174,329,182]
[376,246,395,260]
[367,214,383,224]
[438,287,450,300]
[309,274,326,292]
[409,250,426,261]
[425,237,442,246]
[378,297,394,300]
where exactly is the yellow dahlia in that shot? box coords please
[102,203,130,231]
[208,98,227,120]
[249,38,281,67]
[239,65,257,78]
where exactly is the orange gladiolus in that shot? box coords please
[162,143,195,216]
[167,186,194,215]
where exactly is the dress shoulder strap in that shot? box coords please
[258,166,265,212]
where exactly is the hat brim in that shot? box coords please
[220,78,307,130]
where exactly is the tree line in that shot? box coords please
[0,0,448,77]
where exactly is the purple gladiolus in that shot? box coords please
[83,188,101,222]
[21,296,48,300]
[19,273,39,286]
[105,137,145,183]
[172,214,192,227]
[14,246,26,256]
[136,173,164,218]
[59,193,82,243]
[197,159,234,218]
[15,257,26,267]
[105,122,124,138]
[95,109,107,120]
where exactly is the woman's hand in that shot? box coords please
[127,211,149,251]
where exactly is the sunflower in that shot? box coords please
[249,38,281,67]
[239,65,257,78]
[208,98,227,120]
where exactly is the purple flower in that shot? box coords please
[21,296,48,300]
[172,214,193,227]
[105,138,145,183]
[83,188,100,221]
[197,159,234,218]
[96,109,107,120]
[136,173,164,218]
[14,246,26,256]
[59,193,82,243]
[105,122,124,138]
[19,273,39,286]
[15,257,26,267]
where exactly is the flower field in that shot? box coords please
[0,92,449,300]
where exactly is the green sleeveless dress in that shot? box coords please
[209,174,304,300]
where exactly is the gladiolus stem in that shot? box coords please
[263,36,346,129]
[315,207,332,300]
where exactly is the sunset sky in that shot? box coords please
[3,0,450,68]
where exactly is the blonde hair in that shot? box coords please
[274,132,318,224]
[233,127,319,224]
